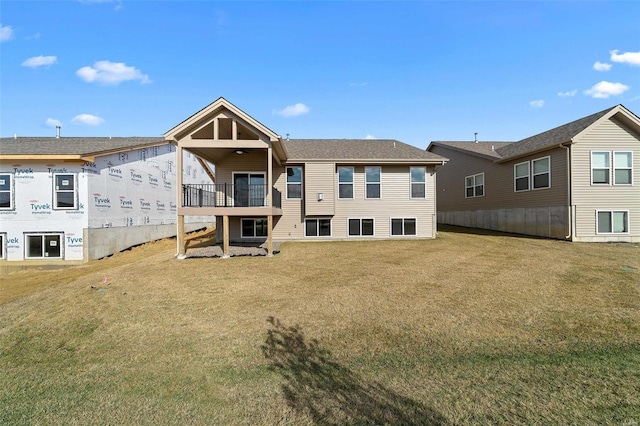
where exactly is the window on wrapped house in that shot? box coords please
[465,173,484,198]
[286,167,303,199]
[391,218,416,236]
[25,233,63,259]
[365,166,381,199]
[53,174,77,209]
[0,174,13,210]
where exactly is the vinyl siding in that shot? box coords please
[430,145,568,211]
[571,117,640,241]
[304,163,335,215]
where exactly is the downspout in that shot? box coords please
[560,143,572,240]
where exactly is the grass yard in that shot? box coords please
[1,227,639,425]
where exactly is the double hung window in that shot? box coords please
[0,174,13,210]
[465,173,484,198]
[365,167,381,199]
[410,167,426,198]
[514,161,530,191]
[592,151,633,185]
[54,174,77,209]
[532,157,550,189]
[338,167,354,199]
[286,167,303,199]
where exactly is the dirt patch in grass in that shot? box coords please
[1,228,639,424]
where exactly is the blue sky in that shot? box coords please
[1,1,639,149]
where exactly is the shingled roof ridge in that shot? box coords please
[495,105,619,159]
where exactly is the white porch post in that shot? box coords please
[223,215,230,258]
[267,146,273,256]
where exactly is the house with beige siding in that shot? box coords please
[165,97,448,257]
[427,104,640,242]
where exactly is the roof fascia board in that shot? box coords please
[286,158,448,165]
[85,141,173,158]
[495,143,571,164]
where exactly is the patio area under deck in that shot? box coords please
[164,97,288,259]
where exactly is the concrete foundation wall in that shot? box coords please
[87,221,211,260]
[438,206,568,239]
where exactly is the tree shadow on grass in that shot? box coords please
[261,317,448,425]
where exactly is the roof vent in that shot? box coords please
[14,133,17,139]
[474,132,478,143]
[285,133,290,141]
[56,126,61,138]
[491,145,495,151]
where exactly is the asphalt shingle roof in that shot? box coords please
[495,106,617,160]
[0,137,166,156]
[428,141,513,159]
[285,139,446,162]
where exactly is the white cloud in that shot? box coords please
[22,55,58,68]
[593,62,612,72]
[76,60,151,85]
[558,90,577,97]
[529,100,545,108]
[0,24,14,42]
[273,103,310,117]
[584,81,630,99]
[71,114,105,126]
[365,134,376,139]
[610,50,640,66]
[45,118,62,128]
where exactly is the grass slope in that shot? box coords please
[1,228,639,425]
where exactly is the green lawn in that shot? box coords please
[1,227,639,425]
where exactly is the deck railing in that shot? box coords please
[182,184,281,208]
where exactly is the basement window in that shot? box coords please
[391,218,416,236]
[25,233,63,259]
[241,218,268,238]
[348,218,374,237]
[597,210,629,234]
[305,218,331,237]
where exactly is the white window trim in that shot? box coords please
[52,173,78,210]
[337,166,355,200]
[595,210,630,235]
[390,218,417,237]
[531,156,551,190]
[0,233,6,260]
[0,173,14,211]
[347,218,375,237]
[304,218,332,238]
[231,171,267,207]
[465,172,484,198]
[410,166,426,199]
[286,166,303,200]
[365,166,381,200]
[24,232,64,260]
[514,161,530,192]
[590,151,611,186]
[240,218,268,238]
[613,151,633,186]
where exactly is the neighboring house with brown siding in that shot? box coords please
[165,97,448,257]
[427,104,640,242]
